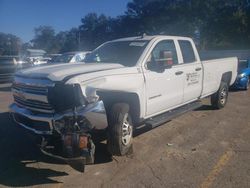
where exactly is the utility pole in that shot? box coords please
[7,37,11,55]
[78,31,81,50]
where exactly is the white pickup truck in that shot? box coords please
[9,35,237,166]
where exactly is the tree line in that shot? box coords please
[1,0,250,55]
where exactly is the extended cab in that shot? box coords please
[9,35,237,166]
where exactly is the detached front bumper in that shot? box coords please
[40,134,96,171]
[9,101,108,135]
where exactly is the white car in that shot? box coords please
[50,51,89,64]
[10,35,237,167]
[32,57,51,65]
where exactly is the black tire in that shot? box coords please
[107,103,133,156]
[211,81,229,109]
[244,77,249,90]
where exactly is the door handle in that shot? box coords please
[195,67,202,71]
[175,71,183,75]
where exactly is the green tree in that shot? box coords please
[59,28,79,53]
[31,26,60,53]
[126,0,196,36]
[79,13,117,49]
[0,33,22,55]
[27,0,250,52]
[125,0,250,49]
[198,0,250,49]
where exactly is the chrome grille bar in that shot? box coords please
[12,76,54,114]
[13,83,48,95]
[13,76,55,87]
[12,88,48,103]
[14,96,54,113]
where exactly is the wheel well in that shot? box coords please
[221,72,232,86]
[97,91,141,124]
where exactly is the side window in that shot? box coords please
[151,40,178,65]
[75,55,81,62]
[179,40,196,63]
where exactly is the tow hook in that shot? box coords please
[40,133,95,172]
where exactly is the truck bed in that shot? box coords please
[201,57,238,98]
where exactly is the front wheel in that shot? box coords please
[211,81,229,109]
[107,103,133,156]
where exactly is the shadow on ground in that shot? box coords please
[134,104,215,136]
[0,112,112,187]
[194,104,214,111]
[0,112,67,187]
[0,103,215,186]
[229,88,246,92]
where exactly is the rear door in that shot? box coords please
[178,40,202,103]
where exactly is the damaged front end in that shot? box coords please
[40,99,107,170]
[9,77,108,170]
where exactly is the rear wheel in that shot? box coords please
[211,81,229,109]
[107,103,133,156]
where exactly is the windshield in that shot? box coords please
[84,41,149,66]
[52,54,74,63]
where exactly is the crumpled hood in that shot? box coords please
[15,63,124,81]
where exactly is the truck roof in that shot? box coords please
[111,35,192,42]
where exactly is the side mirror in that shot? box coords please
[155,50,173,69]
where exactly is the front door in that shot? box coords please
[144,40,184,117]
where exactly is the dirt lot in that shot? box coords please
[0,83,250,188]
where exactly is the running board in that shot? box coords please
[145,101,202,129]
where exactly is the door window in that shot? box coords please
[179,40,196,63]
[150,40,178,65]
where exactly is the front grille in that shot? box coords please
[0,73,14,82]
[12,77,54,113]
[13,83,48,95]
[14,95,54,113]
[14,113,51,132]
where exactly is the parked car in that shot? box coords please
[32,57,51,65]
[0,56,31,83]
[47,54,61,63]
[49,51,89,64]
[9,35,237,170]
[232,59,250,90]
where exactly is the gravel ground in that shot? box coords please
[0,83,250,188]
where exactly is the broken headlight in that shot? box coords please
[48,83,86,112]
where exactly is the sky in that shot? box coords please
[0,0,130,42]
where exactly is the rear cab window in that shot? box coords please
[178,40,196,64]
